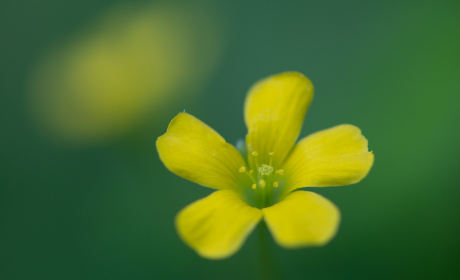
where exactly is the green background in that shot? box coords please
[1,0,460,279]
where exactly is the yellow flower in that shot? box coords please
[157,72,374,259]
[28,2,224,144]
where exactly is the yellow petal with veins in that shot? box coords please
[176,190,263,259]
[282,124,374,193]
[157,113,249,191]
[245,72,313,169]
[263,191,340,248]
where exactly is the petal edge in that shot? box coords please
[157,113,249,191]
[176,190,263,259]
[244,72,314,169]
[283,124,374,193]
[263,191,340,248]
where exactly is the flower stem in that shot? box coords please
[257,221,281,280]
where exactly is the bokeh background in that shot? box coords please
[1,0,460,279]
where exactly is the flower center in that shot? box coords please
[239,151,285,208]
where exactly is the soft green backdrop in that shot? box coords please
[1,0,459,279]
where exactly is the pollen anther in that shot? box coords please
[259,179,266,188]
[252,184,257,189]
[275,169,284,175]
[273,181,279,188]
[239,166,246,173]
[252,151,258,156]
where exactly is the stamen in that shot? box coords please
[252,151,260,168]
[239,166,257,190]
[259,179,266,188]
[273,181,279,188]
[269,152,274,156]
[249,170,253,174]
[269,151,274,166]
[252,183,257,189]
[275,169,284,175]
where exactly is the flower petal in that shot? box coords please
[263,191,340,248]
[157,112,249,191]
[282,124,374,193]
[176,190,263,259]
[244,72,313,169]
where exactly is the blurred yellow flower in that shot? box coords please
[157,72,374,259]
[28,2,224,144]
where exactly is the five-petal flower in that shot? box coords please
[157,72,374,259]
